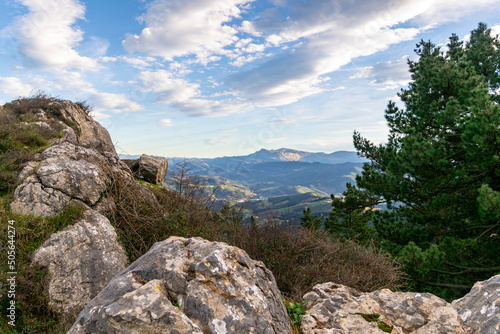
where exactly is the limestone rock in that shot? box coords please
[10,143,121,217]
[32,210,128,324]
[301,282,466,334]
[56,101,117,157]
[69,237,292,334]
[10,175,71,216]
[452,274,500,334]
[122,154,168,185]
[36,159,105,205]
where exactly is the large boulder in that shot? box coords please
[452,274,500,334]
[32,210,128,324]
[301,282,466,334]
[55,100,117,158]
[122,154,168,185]
[10,175,72,216]
[68,236,292,334]
[10,143,110,217]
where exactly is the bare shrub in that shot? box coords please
[103,161,229,261]
[75,100,94,115]
[234,225,403,297]
[9,91,62,116]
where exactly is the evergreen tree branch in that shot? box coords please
[415,279,471,290]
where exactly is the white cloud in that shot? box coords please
[90,92,144,114]
[172,97,251,117]
[205,136,233,145]
[224,0,437,108]
[0,76,34,98]
[137,69,251,116]
[14,0,100,71]
[157,118,174,127]
[122,0,253,64]
[53,71,96,94]
[352,56,411,89]
[137,70,200,103]
[491,24,500,36]
[119,56,159,69]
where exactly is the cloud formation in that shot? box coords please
[123,0,252,64]
[0,76,34,97]
[14,0,100,71]
[353,56,411,89]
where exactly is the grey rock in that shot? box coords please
[69,236,292,334]
[10,175,71,216]
[301,282,466,334]
[56,101,118,157]
[123,154,168,185]
[36,159,105,205]
[32,210,128,324]
[17,161,38,182]
[70,279,204,334]
[10,143,121,217]
[452,274,500,334]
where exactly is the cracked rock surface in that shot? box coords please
[68,236,292,334]
[10,143,108,216]
[301,282,466,334]
[32,210,128,324]
[452,274,500,334]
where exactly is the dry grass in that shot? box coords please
[235,225,403,297]
[103,163,404,296]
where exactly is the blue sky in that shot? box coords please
[1,0,499,158]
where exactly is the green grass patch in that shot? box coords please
[0,202,85,333]
[359,313,393,333]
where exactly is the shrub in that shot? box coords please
[234,225,403,297]
[103,163,403,296]
[7,91,62,116]
[74,100,93,115]
[0,95,66,196]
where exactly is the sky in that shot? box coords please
[0,0,499,158]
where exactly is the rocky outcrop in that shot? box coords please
[10,142,116,216]
[8,100,130,217]
[122,154,168,185]
[32,210,128,323]
[68,236,292,334]
[53,100,117,158]
[452,274,500,334]
[301,282,466,334]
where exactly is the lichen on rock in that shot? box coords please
[68,236,292,334]
[301,282,466,334]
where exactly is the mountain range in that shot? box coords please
[121,148,366,222]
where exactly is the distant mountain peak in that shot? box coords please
[248,148,314,162]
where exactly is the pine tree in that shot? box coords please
[353,23,500,299]
[300,207,323,230]
[324,183,377,244]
